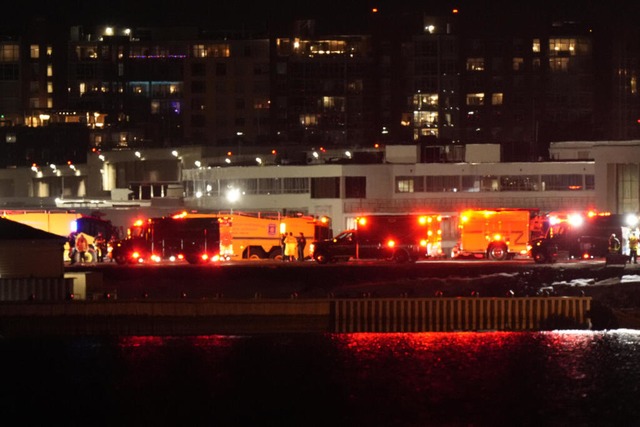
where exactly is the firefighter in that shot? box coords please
[284,232,297,261]
[608,233,621,254]
[280,233,287,261]
[297,232,306,261]
[75,233,89,263]
[629,231,638,264]
[95,232,107,262]
[67,231,78,264]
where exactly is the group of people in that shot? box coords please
[67,231,110,264]
[608,231,639,264]
[281,232,306,261]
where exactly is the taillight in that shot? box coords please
[420,239,428,247]
[387,240,395,248]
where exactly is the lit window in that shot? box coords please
[47,65,53,77]
[466,58,484,71]
[0,44,19,61]
[412,93,438,109]
[491,93,503,105]
[46,46,52,57]
[30,44,39,59]
[549,58,569,72]
[549,38,577,56]
[532,39,540,53]
[512,57,523,71]
[300,114,319,126]
[396,178,414,193]
[47,98,53,108]
[466,93,485,106]
[193,45,207,58]
[47,82,53,93]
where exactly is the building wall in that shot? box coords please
[0,240,64,278]
[593,141,640,214]
[181,157,597,231]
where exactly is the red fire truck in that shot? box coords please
[111,214,222,265]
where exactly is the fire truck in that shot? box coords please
[310,213,441,264]
[170,211,332,260]
[1,210,115,262]
[530,211,631,263]
[452,209,532,260]
[111,214,222,265]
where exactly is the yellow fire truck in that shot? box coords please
[171,211,332,260]
[453,209,532,260]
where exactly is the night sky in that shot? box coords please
[1,0,640,34]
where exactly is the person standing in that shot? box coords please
[75,233,89,263]
[608,233,621,254]
[280,233,287,261]
[629,231,638,264]
[67,231,78,264]
[95,232,107,262]
[297,232,306,261]
[285,232,297,261]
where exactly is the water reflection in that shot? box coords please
[2,331,640,426]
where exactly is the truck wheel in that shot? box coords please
[314,253,329,264]
[487,243,508,261]
[393,249,410,264]
[245,247,266,260]
[533,250,548,264]
[185,255,201,265]
[84,250,95,263]
[114,254,127,265]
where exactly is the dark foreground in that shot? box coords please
[2,331,640,427]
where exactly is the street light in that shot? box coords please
[226,187,241,213]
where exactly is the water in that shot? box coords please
[2,331,640,427]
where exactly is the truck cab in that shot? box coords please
[311,214,434,264]
[531,212,628,263]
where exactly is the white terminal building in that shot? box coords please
[0,141,638,236]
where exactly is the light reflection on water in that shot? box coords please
[2,331,640,426]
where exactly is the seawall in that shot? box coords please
[0,296,591,336]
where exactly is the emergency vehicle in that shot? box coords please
[310,213,441,264]
[453,209,532,260]
[1,210,115,262]
[170,211,332,260]
[530,211,632,263]
[111,214,222,265]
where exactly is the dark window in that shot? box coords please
[345,176,366,198]
[216,63,226,76]
[311,177,340,198]
[191,63,205,77]
[191,81,205,93]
